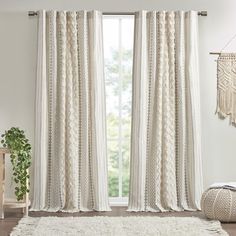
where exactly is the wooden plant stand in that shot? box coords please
[0,148,30,219]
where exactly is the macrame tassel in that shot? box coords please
[230,92,236,127]
[216,87,232,118]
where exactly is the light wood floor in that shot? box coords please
[1,207,236,236]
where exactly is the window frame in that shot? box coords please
[103,15,134,206]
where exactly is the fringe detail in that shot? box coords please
[10,216,228,236]
[216,89,232,118]
[216,89,236,126]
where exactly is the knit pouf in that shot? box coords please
[201,188,236,222]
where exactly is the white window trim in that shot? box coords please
[109,197,128,206]
[118,17,123,199]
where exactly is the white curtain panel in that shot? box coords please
[128,11,203,212]
[31,10,111,212]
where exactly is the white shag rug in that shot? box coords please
[10,216,228,236]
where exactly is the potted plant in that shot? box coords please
[1,127,31,201]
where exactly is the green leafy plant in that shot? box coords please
[1,127,31,201]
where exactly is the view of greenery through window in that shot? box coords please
[103,16,134,199]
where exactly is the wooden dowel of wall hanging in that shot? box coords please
[209,52,221,55]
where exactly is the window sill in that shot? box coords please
[109,197,128,206]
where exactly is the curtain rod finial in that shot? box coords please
[28,11,38,16]
[198,11,207,16]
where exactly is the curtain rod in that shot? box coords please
[28,10,207,17]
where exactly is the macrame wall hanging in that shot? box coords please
[210,33,236,126]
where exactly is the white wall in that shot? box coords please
[0,0,236,198]
[0,12,37,198]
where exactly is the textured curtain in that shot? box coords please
[31,10,111,212]
[128,11,203,212]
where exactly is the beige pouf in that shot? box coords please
[201,188,236,222]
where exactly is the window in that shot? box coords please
[103,15,134,205]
